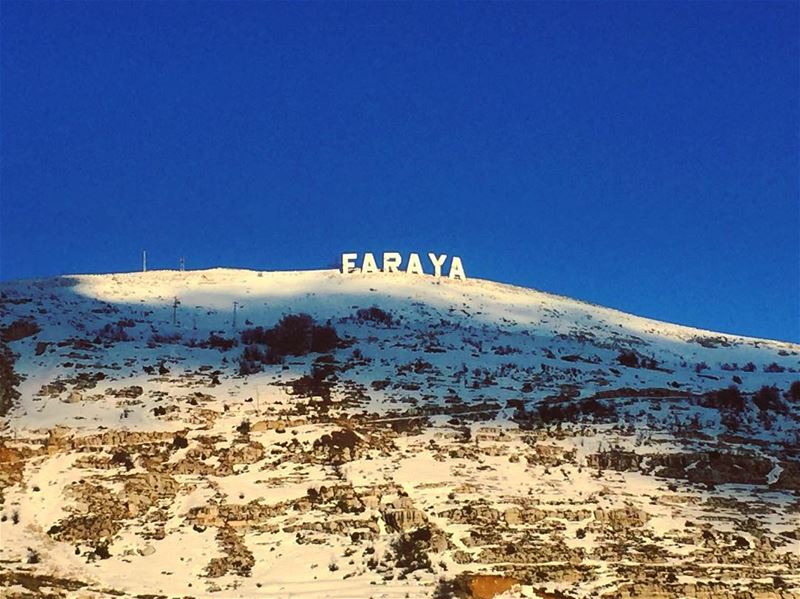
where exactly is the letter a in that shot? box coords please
[448,256,466,280]
[406,253,424,275]
[362,252,378,274]
[428,253,447,278]
[382,252,402,273]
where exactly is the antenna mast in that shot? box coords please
[142,250,147,273]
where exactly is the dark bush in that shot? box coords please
[616,350,639,368]
[310,324,338,353]
[640,356,659,370]
[110,450,134,470]
[240,326,269,345]
[355,306,394,326]
[764,362,786,373]
[238,314,339,369]
[754,385,786,413]
[207,334,236,351]
[580,397,617,419]
[536,398,616,424]
[0,341,21,416]
[236,419,251,435]
[742,362,756,372]
[94,544,111,560]
[172,435,188,449]
[788,381,800,403]
[267,314,315,356]
[0,318,40,342]
[290,372,333,402]
[703,386,744,411]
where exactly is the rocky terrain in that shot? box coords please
[0,268,798,598]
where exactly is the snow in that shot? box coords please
[1,267,798,597]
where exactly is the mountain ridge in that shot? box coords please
[0,267,798,598]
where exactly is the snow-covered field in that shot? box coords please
[1,268,798,598]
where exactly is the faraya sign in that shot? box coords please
[341,252,466,280]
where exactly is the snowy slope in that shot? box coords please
[0,268,798,599]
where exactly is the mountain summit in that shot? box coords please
[1,269,798,598]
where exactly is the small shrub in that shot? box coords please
[640,356,659,370]
[764,362,786,373]
[95,322,130,343]
[110,450,134,470]
[355,306,394,326]
[788,381,800,403]
[754,385,786,413]
[207,334,236,351]
[616,350,639,368]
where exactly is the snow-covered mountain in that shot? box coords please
[1,268,798,599]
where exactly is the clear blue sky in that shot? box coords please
[1,1,798,342]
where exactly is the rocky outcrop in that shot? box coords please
[650,451,774,486]
[593,505,649,529]
[382,496,427,532]
[588,450,643,472]
[312,429,366,463]
[205,526,254,577]
[773,460,800,491]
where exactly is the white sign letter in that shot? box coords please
[448,256,466,280]
[362,252,379,274]
[428,253,447,278]
[382,252,402,273]
[341,253,357,274]
[406,253,424,275]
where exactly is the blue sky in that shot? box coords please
[1,1,798,342]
